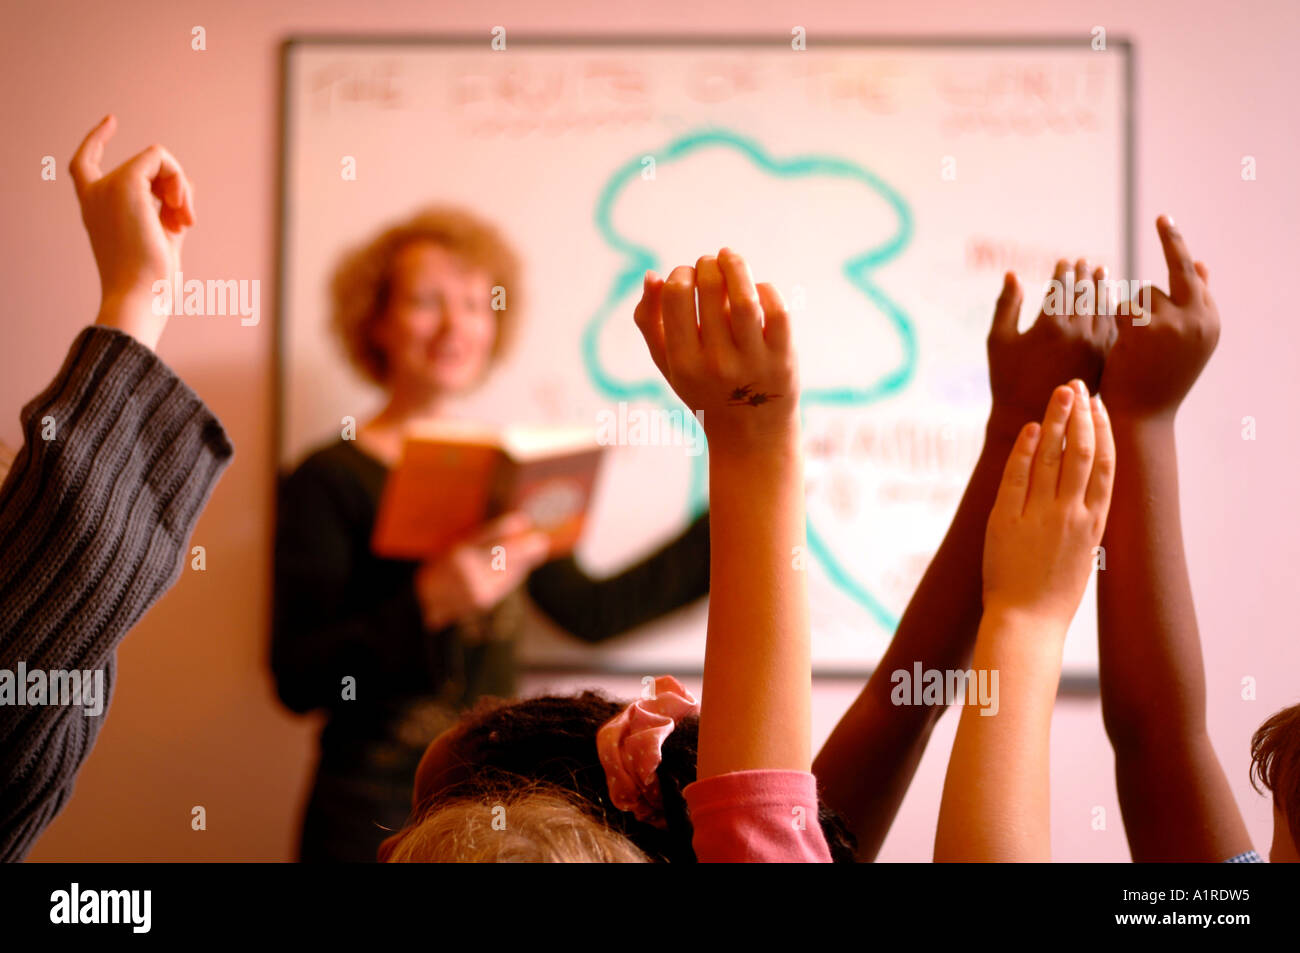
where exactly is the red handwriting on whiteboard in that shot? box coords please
[936,62,1108,136]
[794,58,903,115]
[452,60,649,114]
[966,236,1072,279]
[450,60,653,137]
[684,59,760,103]
[309,60,403,115]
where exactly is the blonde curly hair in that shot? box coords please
[329,206,522,387]
[382,785,649,863]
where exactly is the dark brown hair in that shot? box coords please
[401,690,858,863]
[1250,702,1300,844]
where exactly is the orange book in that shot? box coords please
[370,421,607,561]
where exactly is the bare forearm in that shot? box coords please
[813,419,1016,857]
[934,613,1061,862]
[1099,418,1206,735]
[95,292,165,351]
[697,434,810,779]
[1098,416,1250,858]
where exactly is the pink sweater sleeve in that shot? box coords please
[683,770,833,863]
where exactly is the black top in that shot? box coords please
[271,439,709,757]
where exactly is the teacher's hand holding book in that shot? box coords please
[412,511,550,631]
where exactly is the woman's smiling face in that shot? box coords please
[376,240,498,399]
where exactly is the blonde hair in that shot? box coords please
[329,206,522,387]
[384,786,648,863]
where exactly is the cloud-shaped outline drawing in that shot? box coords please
[581,127,917,634]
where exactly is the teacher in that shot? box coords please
[271,207,710,862]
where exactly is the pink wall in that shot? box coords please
[3,0,1295,861]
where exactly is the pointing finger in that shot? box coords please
[989,271,1023,339]
[1157,215,1199,305]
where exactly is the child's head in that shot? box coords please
[379,690,858,863]
[382,786,649,863]
[1250,702,1300,862]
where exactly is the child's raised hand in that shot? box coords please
[987,263,1116,442]
[982,380,1116,630]
[633,248,799,454]
[1099,216,1219,421]
[70,115,196,350]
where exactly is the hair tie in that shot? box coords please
[596,676,700,828]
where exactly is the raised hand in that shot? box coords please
[816,255,1120,860]
[1099,216,1219,421]
[982,380,1116,630]
[1094,218,1254,861]
[936,381,1115,863]
[635,248,813,781]
[633,248,798,455]
[69,115,196,350]
[987,262,1116,442]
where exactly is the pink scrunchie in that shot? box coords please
[596,675,700,828]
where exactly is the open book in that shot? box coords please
[370,421,606,560]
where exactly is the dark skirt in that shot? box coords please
[296,639,518,862]
[298,741,426,863]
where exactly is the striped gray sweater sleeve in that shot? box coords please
[0,325,234,861]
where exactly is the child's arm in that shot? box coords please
[1096,217,1252,860]
[632,249,808,777]
[814,263,1114,858]
[935,381,1115,861]
[0,117,231,861]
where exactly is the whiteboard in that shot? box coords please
[277,36,1131,681]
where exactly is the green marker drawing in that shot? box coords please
[581,127,916,634]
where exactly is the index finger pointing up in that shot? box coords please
[69,114,117,201]
[1157,215,1200,305]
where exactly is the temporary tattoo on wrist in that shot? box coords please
[726,383,783,407]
